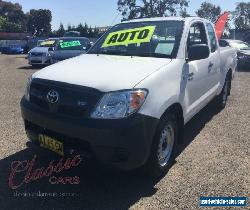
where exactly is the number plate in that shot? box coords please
[38,135,64,156]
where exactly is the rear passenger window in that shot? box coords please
[206,23,218,52]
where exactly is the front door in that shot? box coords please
[183,22,211,118]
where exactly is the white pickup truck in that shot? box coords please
[21,17,237,177]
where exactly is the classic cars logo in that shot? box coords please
[8,154,82,190]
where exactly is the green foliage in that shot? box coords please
[180,8,190,17]
[56,23,65,36]
[26,9,52,36]
[234,2,250,30]
[118,0,189,20]
[196,1,221,23]
[0,16,6,29]
[0,0,27,31]
[56,22,99,38]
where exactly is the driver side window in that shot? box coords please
[187,22,208,48]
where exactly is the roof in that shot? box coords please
[122,16,209,24]
[60,37,90,40]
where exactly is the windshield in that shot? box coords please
[88,21,184,58]
[57,39,89,50]
[230,41,249,50]
[38,39,57,47]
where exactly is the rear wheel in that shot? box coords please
[215,73,231,109]
[146,112,178,177]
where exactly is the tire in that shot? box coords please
[145,112,178,177]
[215,73,231,110]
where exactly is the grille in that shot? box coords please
[30,79,103,118]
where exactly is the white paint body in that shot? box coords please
[32,17,237,124]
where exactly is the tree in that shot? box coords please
[88,26,94,37]
[196,1,221,23]
[118,0,189,20]
[0,17,22,32]
[0,16,6,31]
[76,23,85,36]
[83,23,89,36]
[93,27,100,37]
[0,0,27,31]
[180,8,190,17]
[56,23,65,36]
[67,24,72,31]
[233,2,250,30]
[27,9,52,36]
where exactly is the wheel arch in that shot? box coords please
[160,103,184,144]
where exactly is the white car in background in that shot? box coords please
[28,38,59,66]
[219,39,250,67]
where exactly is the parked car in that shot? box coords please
[21,17,237,177]
[51,37,91,64]
[219,39,250,67]
[1,45,24,54]
[28,38,59,66]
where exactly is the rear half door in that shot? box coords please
[205,22,221,92]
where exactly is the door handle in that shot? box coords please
[208,62,214,72]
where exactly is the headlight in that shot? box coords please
[91,89,148,119]
[25,77,32,101]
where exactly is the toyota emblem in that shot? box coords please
[47,90,59,104]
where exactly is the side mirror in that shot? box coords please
[187,44,210,62]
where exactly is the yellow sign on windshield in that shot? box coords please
[40,40,55,46]
[102,26,156,48]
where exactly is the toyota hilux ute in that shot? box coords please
[21,17,237,177]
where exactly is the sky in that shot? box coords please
[8,0,249,30]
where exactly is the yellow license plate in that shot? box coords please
[38,135,64,156]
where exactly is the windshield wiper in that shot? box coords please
[130,52,173,59]
[96,50,129,56]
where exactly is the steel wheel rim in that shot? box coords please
[157,124,175,167]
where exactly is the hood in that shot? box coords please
[29,47,49,53]
[52,50,86,61]
[33,54,171,92]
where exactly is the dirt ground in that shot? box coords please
[0,54,249,210]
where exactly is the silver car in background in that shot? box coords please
[51,37,91,64]
[28,38,59,66]
[219,39,250,67]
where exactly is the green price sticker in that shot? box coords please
[102,26,156,48]
[60,40,81,48]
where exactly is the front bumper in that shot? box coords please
[20,97,159,170]
[28,55,51,65]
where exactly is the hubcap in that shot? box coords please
[157,124,175,167]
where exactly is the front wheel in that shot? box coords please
[145,112,178,177]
